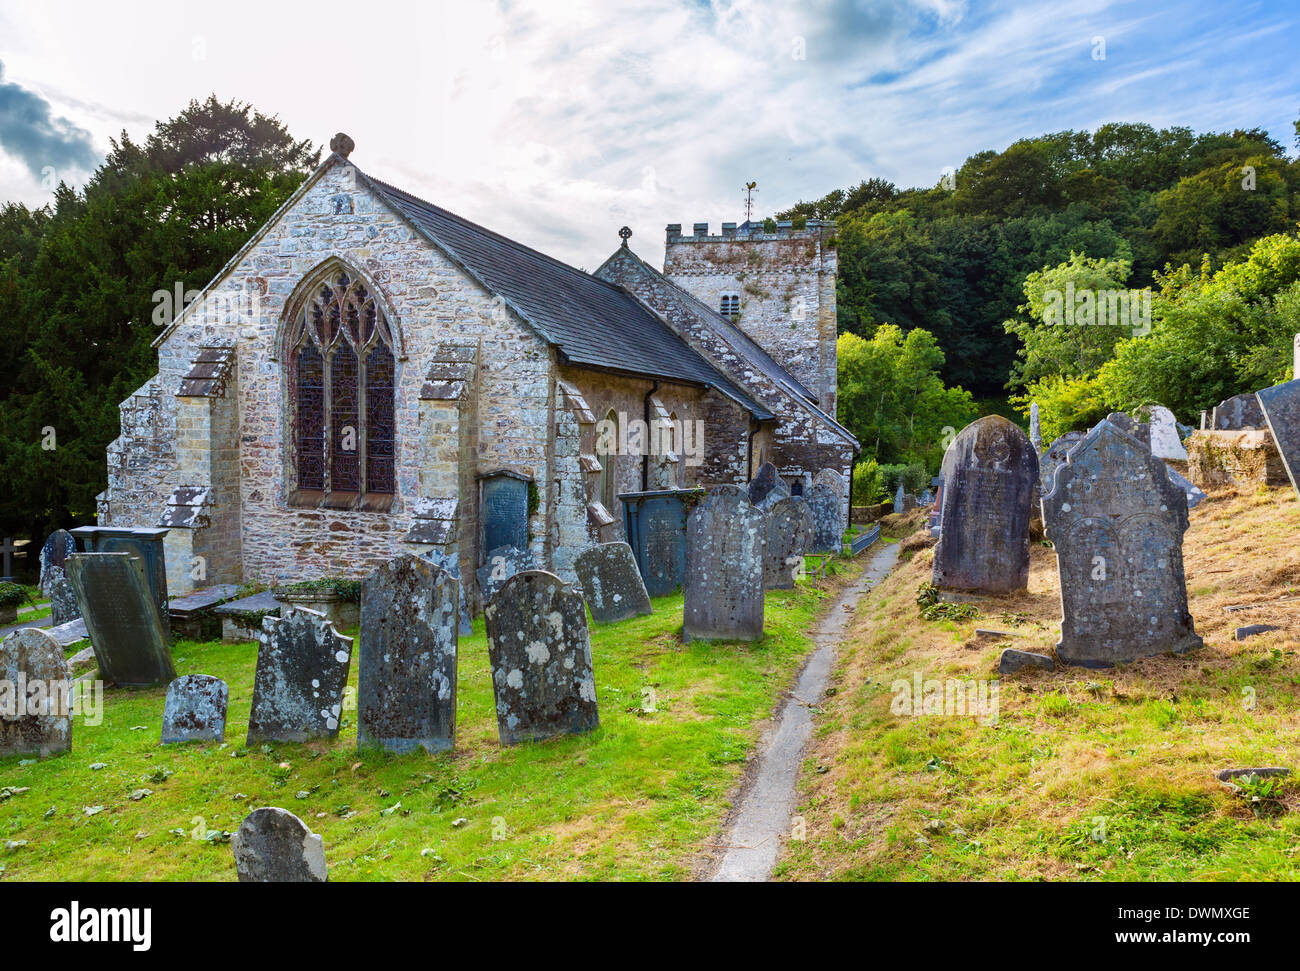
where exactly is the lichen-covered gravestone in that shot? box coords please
[1040,431,1086,492]
[1105,411,1151,449]
[1145,405,1188,461]
[161,674,228,744]
[48,570,80,626]
[422,549,472,636]
[933,415,1038,593]
[805,483,841,553]
[813,468,848,533]
[764,496,813,590]
[247,607,353,744]
[39,529,76,597]
[684,485,764,641]
[232,807,327,883]
[574,542,652,623]
[0,628,71,758]
[484,570,599,745]
[358,554,458,754]
[1257,379,1300,498]
[747,462,781,505]
[66,552,175,688]
[1042,420,1203,667]
[1212,392,1265,430]
[476,545,536,606]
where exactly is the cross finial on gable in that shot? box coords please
[330,132,355,158]
[618,226,632,247]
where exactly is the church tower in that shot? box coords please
[662,219,838,415]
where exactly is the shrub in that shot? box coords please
[852,459,885,505]
[0,582,28,608]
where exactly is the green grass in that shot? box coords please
[0,567,858,881]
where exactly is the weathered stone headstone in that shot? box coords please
[38,529,76,596]
[480,473,530,557]
[66,552,175,688]
[69,526,170,641]
[1142,405,1188,461]
[484,570,599,745]
[619,490,691,597]
[1042,420,1203,667]
[161,674,229,744]
[1211,392,1265,430]
[232,807,327,883]
[747,462,781,505]
[247,607,353,744]
[684,486,764,641]
[1167,465,1206,510]
[1256,379,1300,498]
[933,415,1038,593]
[1029,401,1041,450]
[1105,412,1150,449]
[1040,431,1086,492]
[0,628,71,758]
[358,555,458,753]
[48,570,79,626]
[806,483,841,553]
[754,476,791,511]
[893,484,906,515]
[574,542,652,623]
[422,549,472,636]
[764,496,813,590]
[813,468,848,533]
[476,545,536,606]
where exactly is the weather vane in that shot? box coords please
[744,182,758,222]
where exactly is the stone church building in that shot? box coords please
[98,135,857,606]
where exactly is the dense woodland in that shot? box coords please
[1,97,1298,539]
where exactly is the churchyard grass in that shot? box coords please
[778,487,1300,881]
[0,561,861,881]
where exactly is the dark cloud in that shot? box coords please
[0,60,100,181]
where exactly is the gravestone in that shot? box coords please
[1256,379,1300,498]
[69,526,170,640]
[574,542,652,623]
[754,476,791,511]
[0,628,71,758]
[1029,401,1041,450]
[1040,431,1086,492]
[232,808,328,883]
[764,496,813,590]
[38,529,76,596]
[932,415,1038,593]
[893,484,906,515]
[422,549,472,635]
[1042,420,1203,667]
[1104,412,1150,449]
[483,570,599,745]
[813,468,848,534]
[1144,405,1188,461]
[1212,392,1265,430]
[620,490,692,597]
[747,462,781,505]
[684,486,764,641]
[161,674,229,744]
[66,553,175,688]
[480,472,531,556]
[476,545,536,607]
[48,571,80,626]
[358,555,458,754]
[247,607,353,744]
[1167,466,1206,510]
[806,483,841,553]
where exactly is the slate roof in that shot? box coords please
[360,173,772,420]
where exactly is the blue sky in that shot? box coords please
[0,0,1296,267]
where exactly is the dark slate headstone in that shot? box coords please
[932,415,1038,593]
[483,570,599,745]
[480,473,530,556]
[754,476,791,511]
[684,486,764,642]
[247,607,353,744]
[1212,392,1265,430]
[1257,379,1300,498]
[1104,412,1150,449]
[764,496,812,590]
[1040,431,1086,492]
[161,674,229,744]
[232,807,327,883]
[38,529,76,596]
[620,490,691,597]
[69,526,170,641]
[0,628,71,758]
[48,569,79,626]
[358,555,458,754]
[66,552,175,688]
[806,483,841,553]
[422,549,472,635]
[574,542,652,623]
[476,545,536,606]
[747,462,781,505]
[1042,420,1203,667]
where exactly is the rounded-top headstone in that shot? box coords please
[0,628,71,758]
[747,463,781,505]
[1211,392,1264,431]
[806,483,841,553]
[161,674,229,744]
[39,529,77,595]
[764,496,813,590]
[232,807,328,883]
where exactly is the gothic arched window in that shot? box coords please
[287,269,396,504]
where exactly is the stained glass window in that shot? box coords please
[288,267,396,500]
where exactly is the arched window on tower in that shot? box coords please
[287,268,396,507]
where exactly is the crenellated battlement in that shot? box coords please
[665,219,835,242]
